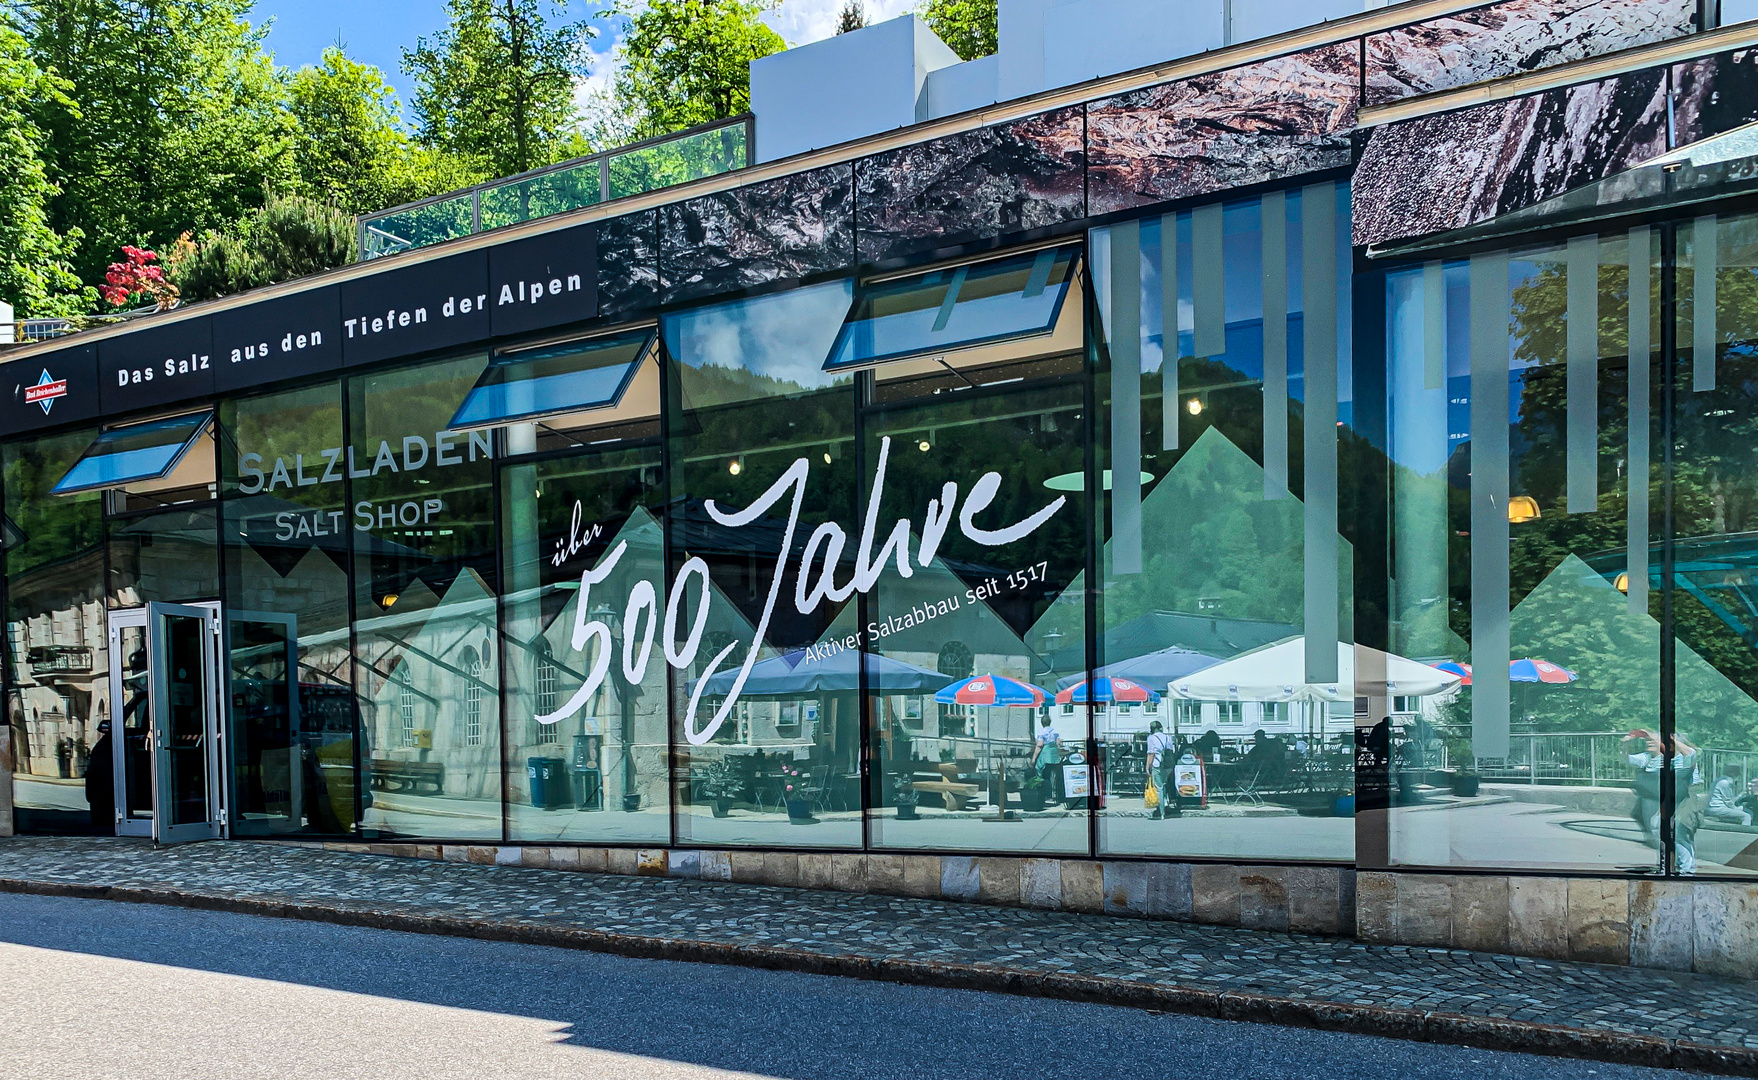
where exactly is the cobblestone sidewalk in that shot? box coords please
[0,836,1755,1075]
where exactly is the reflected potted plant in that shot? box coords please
[780,762,815,823]
[1450,768,1481,798]
[700,759,740,818]
[892,771,920,820]
[1020,773,1046,813]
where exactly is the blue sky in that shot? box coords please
[247,0,918,100]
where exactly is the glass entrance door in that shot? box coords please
[106,603,225,841]
[147,603,222,843]
[107,610,153,837]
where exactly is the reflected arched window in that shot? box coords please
[936,640,974,680]
[397,669,416,747]
[462,647,484,746]
[534,646,559,744]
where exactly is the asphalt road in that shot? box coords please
[0,893,1696,1080]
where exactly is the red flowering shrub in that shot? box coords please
[101,245,180,310]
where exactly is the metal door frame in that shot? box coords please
[106,608,150,838]
[107,603,226,842]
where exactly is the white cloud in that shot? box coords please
[763,0,920,48]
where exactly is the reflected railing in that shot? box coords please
[358,115,753,260]
[1410,731,1758,788]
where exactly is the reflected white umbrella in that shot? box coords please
[1171,637,1463,703]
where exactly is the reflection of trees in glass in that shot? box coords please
[478,162,602,229]
[607,125,745,201]
[2,429,103,578]
[366,193,476,253]
[674,358,845,412]
[1502,248,1758,740]
[1095,427,1351,635]
[221,381,345,499]
[1506,554,1758,748]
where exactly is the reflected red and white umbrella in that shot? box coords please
[934,675,1049,707]
[1054,677,1160,705]
[1510,658,1577,684]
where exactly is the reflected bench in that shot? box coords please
[367,759,445,795]
[912,779,980,811]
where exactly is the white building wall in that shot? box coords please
[752,0,1374,163]
[925,52,1000,117]
[750,15,961,162]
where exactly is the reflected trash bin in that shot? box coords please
[528,757,569,810]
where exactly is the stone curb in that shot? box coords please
[0,874,1749,1076]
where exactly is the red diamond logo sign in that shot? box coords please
[24,369,66,414]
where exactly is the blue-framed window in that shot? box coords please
[823,244,1081,373]
[448,327,654,430]
[51,411,212,496]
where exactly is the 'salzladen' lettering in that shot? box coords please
[237,428,491,495]
[539,436,1066,744]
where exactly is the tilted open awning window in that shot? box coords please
[448,327,655,431]
[823,244,1081,373]
[51,411,213,496]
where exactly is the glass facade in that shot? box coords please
[1369,205,1758,878]
[10,117,1758,883]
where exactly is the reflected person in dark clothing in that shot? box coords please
[85,720,113,832]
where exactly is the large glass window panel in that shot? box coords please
[107,505,219,608]
[1092,187,1355,861]
[50,412,212,495]
[825,246,1080,373]
[3,429,110,833]
[349,356,501,840]
[863,382,1090,854]
[1671,211,1758,878]
[1383,230,1663,872]
[449,329,655,430]
[662,279,862,848]
[500,443,670,843]
[663,281,855,411]
[221,380,358,836]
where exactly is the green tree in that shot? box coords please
[7,0,295,285]
[289,46,475,217]
[918,0,996,61]
[402,0,592,179]
[836,0,866,34]
[0,22,89,317]
[170,194,356,302]
[609,0,783,141]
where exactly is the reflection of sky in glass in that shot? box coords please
[53,413,209,494]
[1092,186,1360,411]
[450,360,638,427]
[662,279,854,392]
[1387,255,1543,476]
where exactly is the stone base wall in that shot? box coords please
[1356,871,1758,978]
[319,840,1359,932]
[304,841,1757,977]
